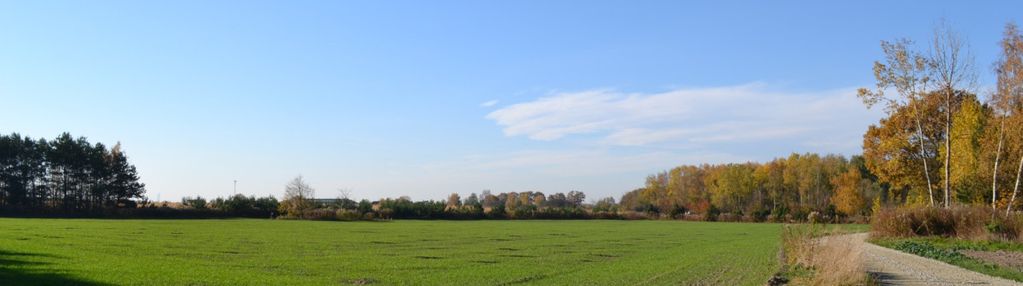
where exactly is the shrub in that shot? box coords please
[301,209,337,220]
[181,196,208,209]
[807,211,821,224]
[791,208,810,222]
[588,211,622,220]
[771,205,789,221]
[682,214,704,221]
[377,209,393,220]
[620,211,652,220]
[871,205,1023,242]
[336,210,362,221]
[704,205,721,221]
[717,213,740,222]
[986,215,1023,241]
[751,209,771,222]
[666,205,687,218]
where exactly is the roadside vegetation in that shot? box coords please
[872,237,1023,282]
[870,205,1023,282]
[778,223,872,286]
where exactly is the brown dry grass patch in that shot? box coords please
[782,224,872,285]
[871,205,1023,242]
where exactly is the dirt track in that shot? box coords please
[850,233,1022,285]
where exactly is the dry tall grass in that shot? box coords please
[782,224,871,285]
[811,234,867,285]
[871,205,1023,242]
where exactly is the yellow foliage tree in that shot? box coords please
[831,169,866,216]
[940,95,987,204]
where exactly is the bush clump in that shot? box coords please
[872,205,1023,242]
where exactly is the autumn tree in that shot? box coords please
[754,159,787,212]
[863,90,947,205]
[481,190,499,212]
[532,192,546,208]
[930,21,977,208]
[279,175,314,217]
[859,38,941,206]
[518,192,532,207]
[446,193,461,210]
[709,163,756,214]
[504,192,519,217]
[641,173,667,211]
[943,95,986,203]
[994,23,1023,214]
[831,169,869,216]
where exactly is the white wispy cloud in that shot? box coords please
[486,82,883,154]
[358,83,883,200]
[480,99,499,107]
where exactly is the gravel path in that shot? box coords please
[851,233,1022,286]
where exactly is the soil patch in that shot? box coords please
[961,249,1023,272]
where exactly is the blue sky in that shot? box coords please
[1,1,1020,202]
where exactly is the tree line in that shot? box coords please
[267,176,612,220]
[0,133,145,211]
[624,22,1023,221]
[179,194,279,218]
[620,153,878,222]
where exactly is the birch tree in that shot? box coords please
[930,21,976,208]
[995,23,1023,214]
[859,39,936,206]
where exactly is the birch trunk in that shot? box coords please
[915,116,935,207]
[1009,152,1023,215]
[994,116,1004,210]
[944,90,951,208]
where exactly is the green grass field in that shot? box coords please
[0,219,783,285]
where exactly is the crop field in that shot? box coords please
[0,219,782,285]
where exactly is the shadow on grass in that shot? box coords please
[0,249,109,285]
